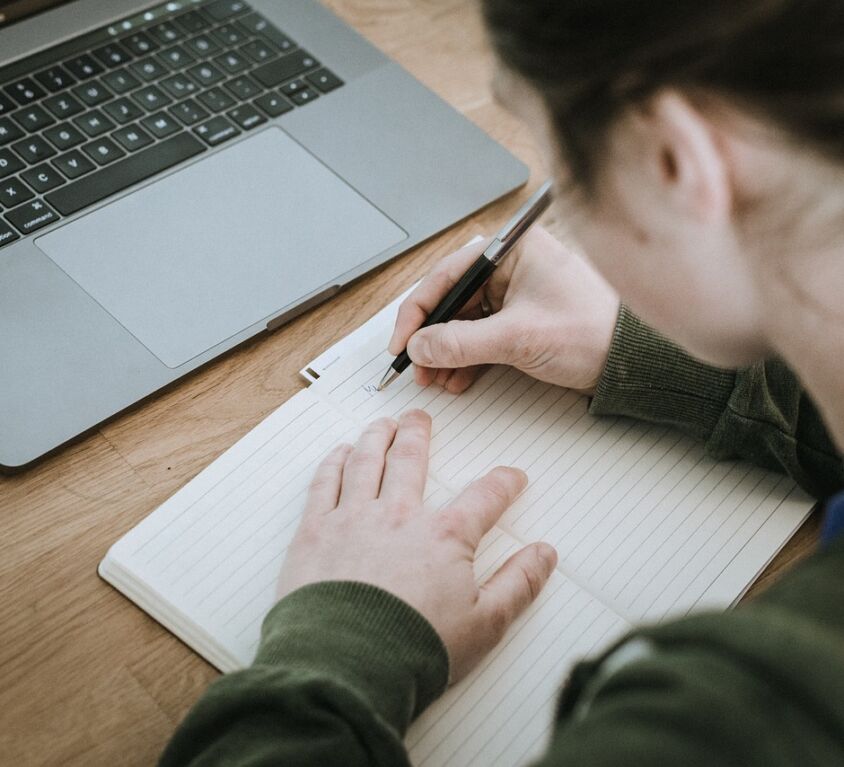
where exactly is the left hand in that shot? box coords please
[277,410,558,682]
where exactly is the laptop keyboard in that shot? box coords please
[0,0,344,248]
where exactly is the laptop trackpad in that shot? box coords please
[36,128,407,368]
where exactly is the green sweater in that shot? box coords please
[160,307,844,766]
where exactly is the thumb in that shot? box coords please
[407,314,517,369]
[478,543,557,640]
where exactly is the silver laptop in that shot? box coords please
[0,0,527,470]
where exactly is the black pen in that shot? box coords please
[377,180,554,391]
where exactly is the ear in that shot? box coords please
[625,90,732,225]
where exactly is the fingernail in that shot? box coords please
[407,334,431,365]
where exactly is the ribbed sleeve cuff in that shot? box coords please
[255,581,449,736]
[589,306,737,442]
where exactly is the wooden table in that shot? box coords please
[0,2,820,764]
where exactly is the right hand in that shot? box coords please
[389,225,621,395]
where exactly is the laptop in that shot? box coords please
[0,0,527,471]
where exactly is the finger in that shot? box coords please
[381,410,432,503]
[339,418,397,506]
[414,365,437,387]
[445,466,528,547]
[434,367,452,388]
[406,313,517,369]
[444,365,484,394]
[304,444,352,515]
[389,238,491,355]
[478,542,557,640]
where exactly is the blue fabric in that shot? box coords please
[821,490,844,548]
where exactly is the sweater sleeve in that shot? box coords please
[531,534,844,767]
[159,581,448,767]
[590,306,844,498]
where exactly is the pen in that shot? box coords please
[377,180,554,391]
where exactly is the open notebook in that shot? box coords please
[101,305,813,767]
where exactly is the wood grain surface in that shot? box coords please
[0,2,819,764]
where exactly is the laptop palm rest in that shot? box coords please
[36,128,407,369]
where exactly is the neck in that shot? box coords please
[755,200,844,451]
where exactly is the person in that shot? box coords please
[160,1,844,764]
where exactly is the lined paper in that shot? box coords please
[107,390,453,668]
[103,312,813,767]
[311,335,813,622]
[408,533,628,767]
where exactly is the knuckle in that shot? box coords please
[519,559,544,602]
[434,323,465,365]
[434,512,463,542]
[486,601,512,639]
[389,439,425,461]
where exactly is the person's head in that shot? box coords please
[482,0,844,368]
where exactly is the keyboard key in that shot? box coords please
[0,118,24,146]
[52,150,95,179]
[93,42,134,68]
[227,104,266,131]
[280,78,307,97]
[0,218,19,248]
[253,50,319,88]
[238,13,295,52]
[225,75,261,100]
[0,148,24,179]
[253,92,293,118]
[205,0,248,21]
[82,137,125,166]
[6,199,59,234]
[103,97,144,125]
[73,80,113,107]
[212,23,247,47]
[141,111,181,138]
[102,68,141,95]
[169,98,209,126]
[214,50,249,75]
[241,39,277,64]
[130,55,169,82]
[307,68,344,94]
[198,87,236,113]
[186,34,220,57]
[64,54,103,81]
[289,87,319,107]
[160,73,198,100]
[47,133,205,216]
[133,85,172,111]
[4,78,46,106]
[12,105,55,132]
[43,93,85,119]
[12,136,56,163]
[0,177,34,208]
[35,66,76,93]
[112,124,153,152]
[43,123,86,150]
[21,163,65,193]
[187,62,225,87]
[158,45,195,70]
[149,21,183,46]
[122,32,159,56]
[73,110,115,138]
[0,93,16,116]
[193,115,240,146]
[174,10,211,35]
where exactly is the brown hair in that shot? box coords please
[481,1,844,190]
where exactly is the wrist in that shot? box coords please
[256,581,449,735]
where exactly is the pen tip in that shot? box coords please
[378,368,400,391]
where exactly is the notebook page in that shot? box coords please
[407,528,629,767]
[310,335,813,624]
[104,389,454,669]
